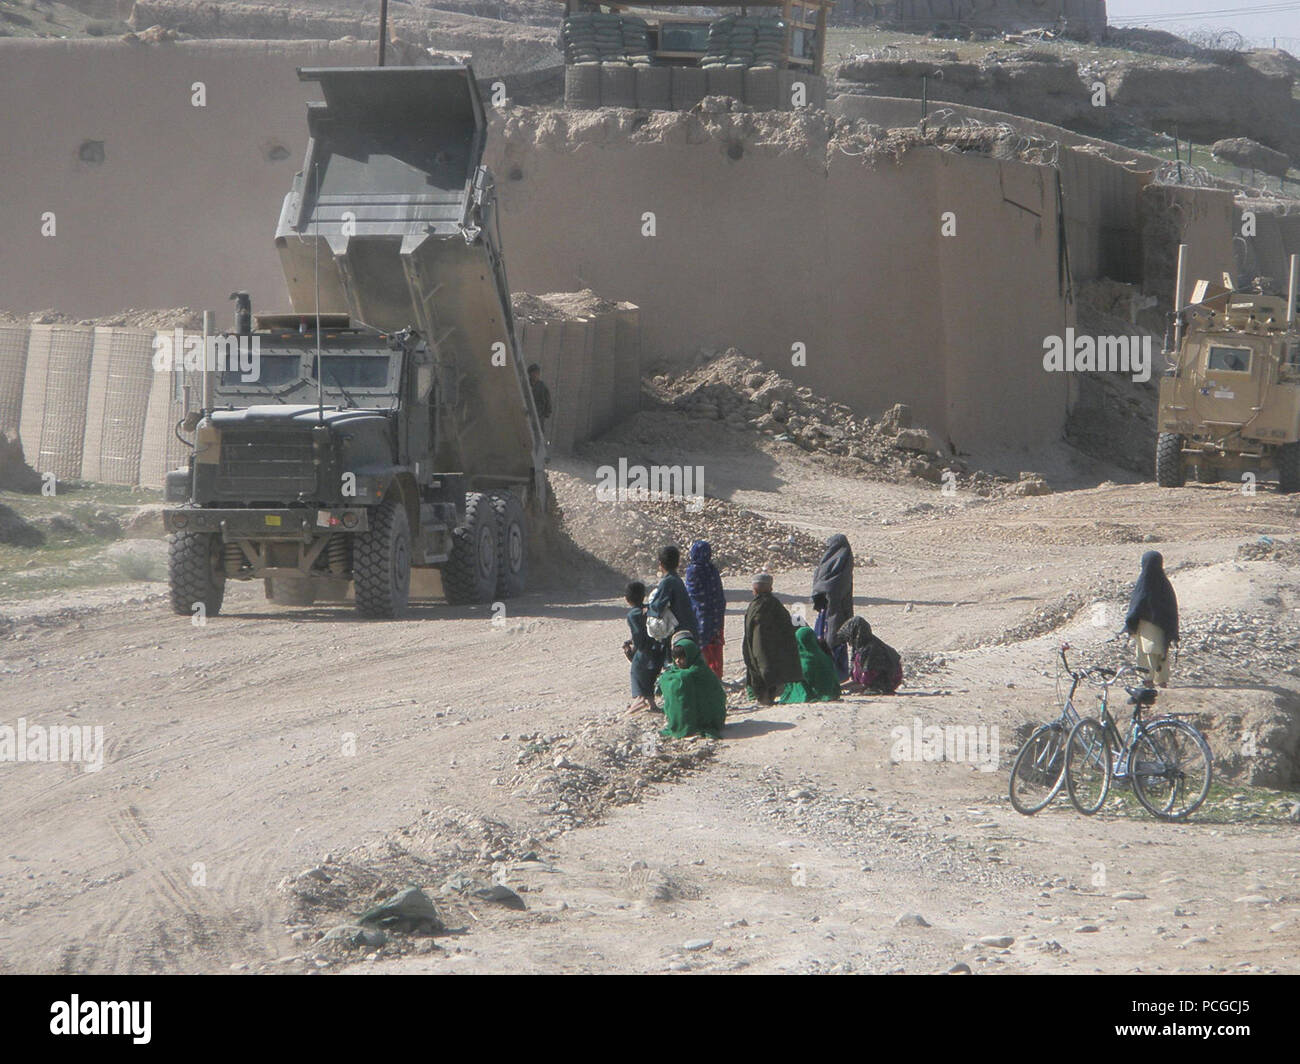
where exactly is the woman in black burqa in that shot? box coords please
[833,616,902,695]
[1124,550,1179,687]
[811,534,854,680]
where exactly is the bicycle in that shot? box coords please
[1008,643,1089,815]
[1064,665,1213,821]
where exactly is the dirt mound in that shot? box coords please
[0,431,43,494]
[635,349,1020,496]
[512,289,622,321]
[1238,536,1300,564]
[547,468,824,579]
[0,306,204,329]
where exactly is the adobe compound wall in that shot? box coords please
[0,35,1232,467]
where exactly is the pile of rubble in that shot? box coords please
[0,307,204,329]
[646,350,1037,496]
[547,468,826,578]
[1237,536,1300,565]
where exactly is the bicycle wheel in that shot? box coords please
[1065,718,1112,815]
[1130,719,1213,821]
[1009,723,1067,815]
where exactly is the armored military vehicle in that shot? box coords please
[1156,250,1300,491]
[162,65,545,617]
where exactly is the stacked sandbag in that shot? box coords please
[592,11,627,63]
[622,15,653,66]
[699,15,787,70]
[750,17,786,68]
[561,13,600,64]
[725,17,757,69]
[701,15,734,69]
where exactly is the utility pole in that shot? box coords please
[379,0,388,65]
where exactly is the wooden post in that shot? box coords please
[378,0,388,66]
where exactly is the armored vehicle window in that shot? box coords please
[311,353,394,390]
[1207,346,1251,374]
[219,353,301,387]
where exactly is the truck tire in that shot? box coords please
[443,492,499,605]
[353,499,411,618]
[1155,432,1185,488]
[1278,442,1300,494]
[490,490,528,598]
[264,578,317,606]
[168,531,226,617]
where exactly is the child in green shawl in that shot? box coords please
[779,625,842,703]
[657,634,727,739]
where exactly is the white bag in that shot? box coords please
[646,604,676,643]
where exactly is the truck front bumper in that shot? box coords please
[162,507,370,539]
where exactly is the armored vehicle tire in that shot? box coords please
[353,499,411,618]
[1278,442,1300,494]
[443,492,499,605]
[169,531,226,617]
[1195,463,1221,484]
[1155,432,1185,488]
[490,490,528,599]
[264,578,317,606]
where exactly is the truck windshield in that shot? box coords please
[310,354,394,390]
[218,353,302,387]
[1208,346,1251,374]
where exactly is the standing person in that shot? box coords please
[658,632,727,739]
[684,539,726,679]
[779,625,842,703]
[834,616,903,694]
[527,364,552,433]
[1124,550,1179,687]
[742,573,803,705]
[623,581,664,713]
[811,533,854,681]
[648,544,700,643]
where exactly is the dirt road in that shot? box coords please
[1,440,1298,974]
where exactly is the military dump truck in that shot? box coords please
[162,66,546,618]
[1156,248,1300,491]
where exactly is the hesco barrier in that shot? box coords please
[515,300,641,454]
[0,300,636,486]
[564,62,824,111]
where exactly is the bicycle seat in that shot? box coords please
[1126,686,1157,706]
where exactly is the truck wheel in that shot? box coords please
[1155,432,1185,488]
[443,492,499,605]
[169,531,226,617]
[490,490,528,598]
[353,499,411,618]
[1278,442,1300,494]
[265,578,317,606]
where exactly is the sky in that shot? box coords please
[1106,1,1300,47]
